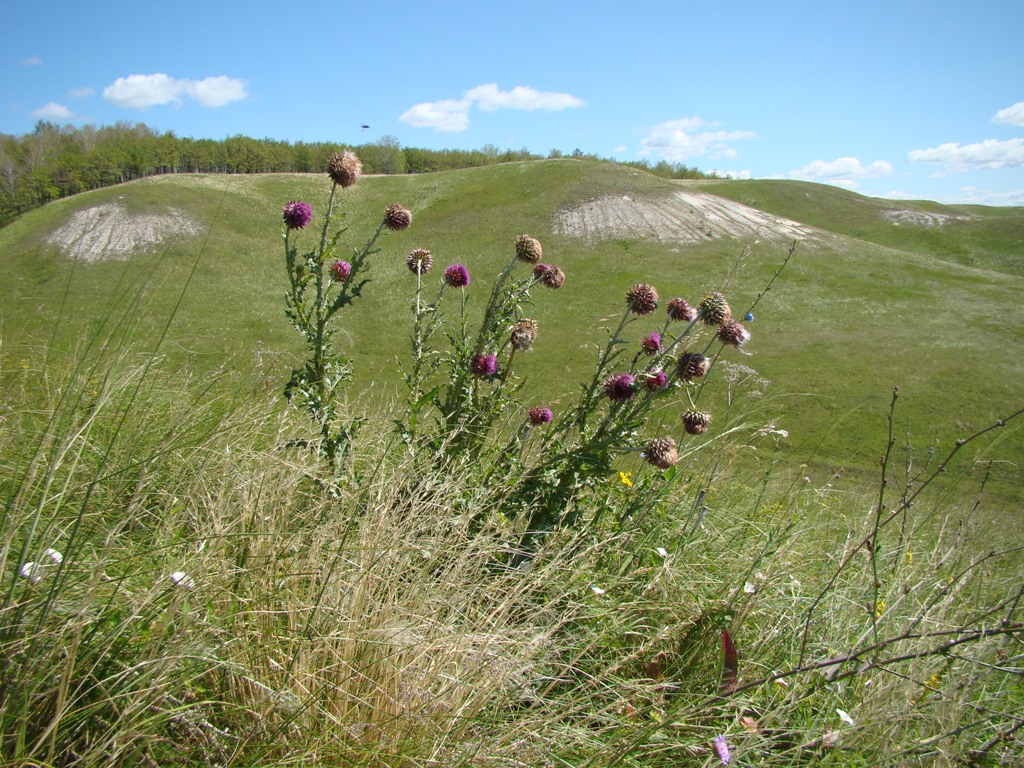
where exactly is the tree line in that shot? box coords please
[0,121,715,227]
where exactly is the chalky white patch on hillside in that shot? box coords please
[46,202,202,261]
[553,189,831,246]
[880,209,976,227]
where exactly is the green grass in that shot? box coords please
[1,160,1023,765]
[1,347,1020,766]
[2,160,1021,508]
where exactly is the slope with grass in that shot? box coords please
[2,159,1023,767]
[1,159,1022,502]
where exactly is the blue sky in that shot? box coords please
[4,0,1023,205]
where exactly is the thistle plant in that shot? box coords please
[281,152,410,474]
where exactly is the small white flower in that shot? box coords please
[19,562,41,584]
[44,548,63,564]
[591,585,606,595]
[836,708,855,726]
[170,571,195,589]
[755,571,766,580]
[656,547,669,558]
[743,581,756,594]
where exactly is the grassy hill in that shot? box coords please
[3,158,1023,766]
[2,159,1022,502]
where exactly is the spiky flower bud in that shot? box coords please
[682,410,712,435]
[407,248,432,274]
[626,283,659,315]
[698,291,731,326]
[330,260,352,282]
[511,318,539,351]
[515,234,543,264]
[327,151,362,188]
[644,436,679,469]
[282,201,312,230]
[603,373,637,403]
[666,297,697,322]
[527,406,553,425]
[383,204,412,231]
[676,352,709,380]
[717,319,751,349]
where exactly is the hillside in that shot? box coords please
[2,159,1022,500]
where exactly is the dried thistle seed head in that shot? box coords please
[676,352,709,380]
[282,201,312,230]
[515,234,543,264]
[682,410,712,435]
[533,263,566,289]
[717,319,751,349]
[327,151,362,188]
[406,248,433,274]
[698,291,731,326]
[383,204,412,231]
[527,406,553,425]
[666,297,697,322]
[626,283,659,315]
[510,318,539,350]
[603,373,637,403]
[644,436,679,469]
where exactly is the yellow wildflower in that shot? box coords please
[617,471,633,488]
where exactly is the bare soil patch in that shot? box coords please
[880,209,976,227]
[46,202,202,262]
[552,189,833,247]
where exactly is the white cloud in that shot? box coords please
[993,102,1024,127]
[709,169,752,180]
[787,157,894,186]
[103,73,247,109]
[22,56,42,66]
[189,76,248,107]
[637,118,756,162]
[31,102,75,121]
[908,138,1024,171]
[953,185,1024,206]
[68,87,95,99]
[399,99,471,132]
[464,83,585,112]
[400,83,584,133]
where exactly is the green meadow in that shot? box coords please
[1,159,1022,766]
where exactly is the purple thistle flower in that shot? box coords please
[471,353,498,377]
[641,332,662,355]
[282,201,312,230]
[527,406,553,425]
[444,264,471,287]
[644,370,668,390]
[330,260,352,282]
[603,373,637,403]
